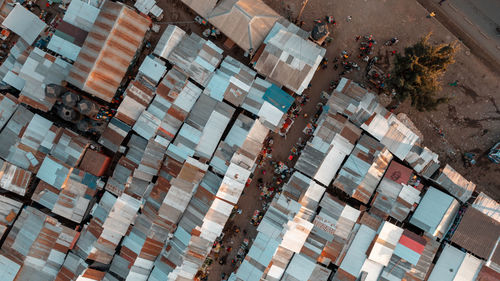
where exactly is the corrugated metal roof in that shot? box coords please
[360,259,384,281]
[153,25,186,59]
[472,192,500,223]
[427,244,466,281]
[410,187,459,239]
[371,161,422,222]
[138,55,167,84]
[264,217,314,280]
[170,115,268,280]
[151,170,222,280]
[116,80,156,126]
[105,156,136,196]
[63,0,100,32]
[47,34,82,61]
[133,110,161,140]
[405,145,440,179]
[337,224,377,278]
[16,48,70,112]
[195,101,235,160]
[0,206,79,280]
[50,128,89,166]
[167,33,223,87]
[56,252,89,281]
[254,20,325,94]
[434,164,476,203]
[67,1,151,102]
[451,207,500,260]
[180,0,217,17]
[329,78,383,126]
[263,84,294,113]
[155,67,188,101]
[210,113,254,175]
[0,39,30,83]
[133,139,166,182]
[0,195,22,238]
[75,193,141,264]
[109,171,170,280]
[367,221,403,267]
[333,134,392,204]
[232,232,280,281]
[0,106,40,170]
[0,254,20,281]
[0,160,33,196]
[258,101,284,130]
[207,0,280,52]
[282,253,319,281]
[98,117,131,152]
[0,94,18,131]
[2,4,47,45]
[204,56,257,106]
[476,265,500,281]
[36,156,70,189]
[241,77,271,115]
[32,170,98,223]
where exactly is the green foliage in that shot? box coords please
[388,33,457,111]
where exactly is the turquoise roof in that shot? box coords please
[263,84,294,113]
[410,187,457,234]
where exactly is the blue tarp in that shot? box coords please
[263,84,294,113]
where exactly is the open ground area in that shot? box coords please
[0,0,498,280]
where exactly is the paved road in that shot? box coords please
[450,0,500,41]
[419,0,500,72]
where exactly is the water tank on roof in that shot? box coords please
[59,106,77,121]
[45,84,65,99]
[62,91,80,107]
[77,99,97,115]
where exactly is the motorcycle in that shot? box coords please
[384,37,399,46]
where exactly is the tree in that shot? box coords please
[388,33,457,111]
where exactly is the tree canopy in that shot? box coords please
[388,34,457,111]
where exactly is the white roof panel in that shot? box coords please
[2,4,47,45]
[258,101,283,127]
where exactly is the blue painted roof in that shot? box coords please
[410,187,456,234]
[339,224,377,277]
[263,84,294,113]
[427,244,465,281]
[205,72,230,101]
[394,243,421,265]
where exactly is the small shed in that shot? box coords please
[410,187,459,239]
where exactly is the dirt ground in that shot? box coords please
[261,0,500,199]
[140,0,499,279]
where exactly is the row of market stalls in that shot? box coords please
[0,0,497,280]
[0,0,330,279]
[229,78,499,281]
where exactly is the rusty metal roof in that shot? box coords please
[333,134,393,204]
[451,207,500,260]
[434,164,476,203]
[67,1,151,102]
